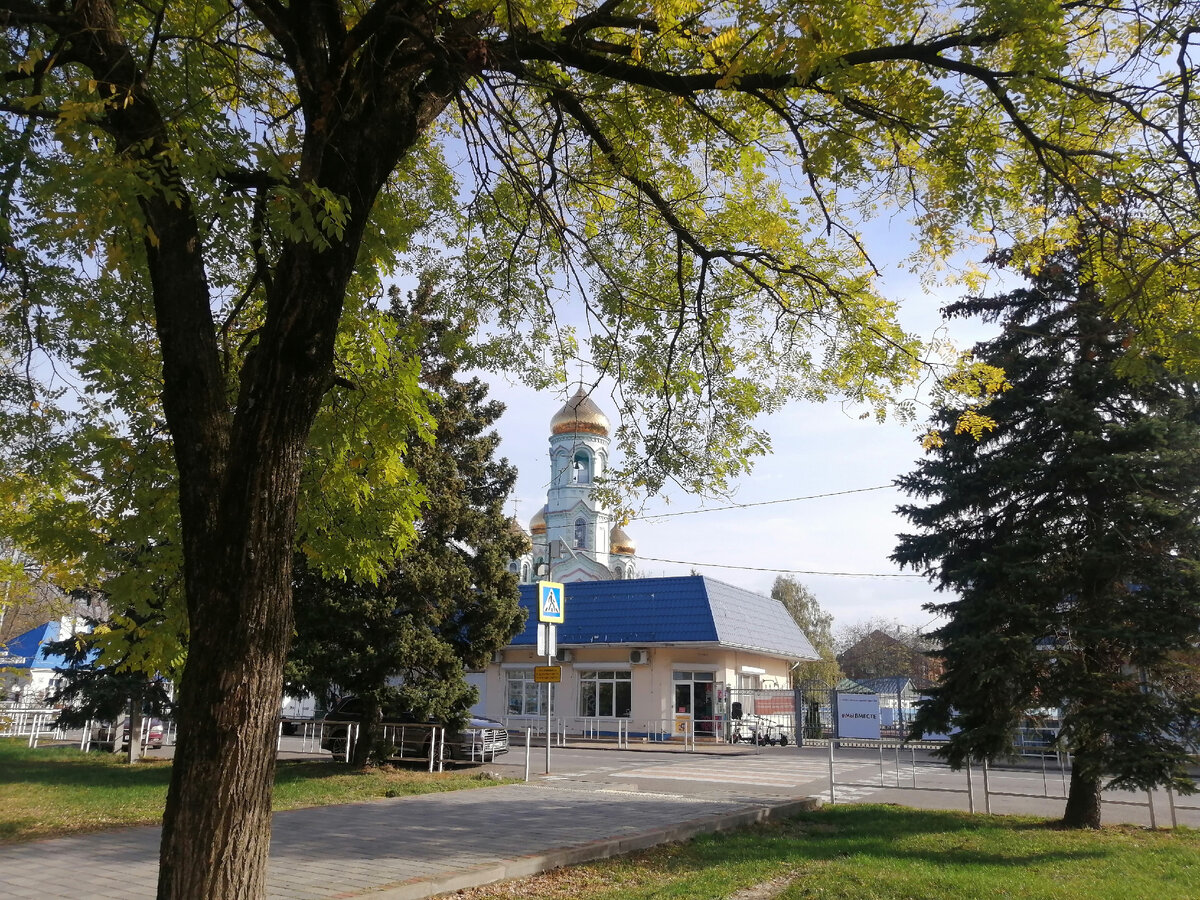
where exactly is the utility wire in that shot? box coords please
[631,484,896,521]
[636,555,924,578]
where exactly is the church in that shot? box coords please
[472,389,819,741]
[509,388,637,584]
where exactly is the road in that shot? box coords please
[483,740,1200,828]
[94,728,1200,828]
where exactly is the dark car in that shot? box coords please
[320,697,508,762]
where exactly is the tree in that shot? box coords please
[0,546,66,645]
[771,576,840,686]
[834,618,939,684]
[47,609,175,764]
[1,2,1197,894]
[287,285,526,767]
[893,247,1200,828]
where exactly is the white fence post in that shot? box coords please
[524,727,532,782]
[828,739,836,805]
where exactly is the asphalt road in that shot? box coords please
[89,729,1200,828]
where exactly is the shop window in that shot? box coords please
[506,669,554,717]
[578,670,632,718]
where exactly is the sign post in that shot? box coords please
[537,581,564,774]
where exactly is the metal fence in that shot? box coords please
[815,737,1198,829]
[0,707,63,746]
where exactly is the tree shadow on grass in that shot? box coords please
[0,742,173,789]
[776,805,1110,868]
[626,804,1114,886]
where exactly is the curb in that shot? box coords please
[364,795,823,900]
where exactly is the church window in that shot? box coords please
[572,450,592,483]
[574,517,588,549]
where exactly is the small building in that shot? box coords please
[0,619,75,706]
[836,629,942,686]
[487,391,819,740]
[478,574,818,739]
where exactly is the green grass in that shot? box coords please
[0,737,513,844]
[458,805,1200,900]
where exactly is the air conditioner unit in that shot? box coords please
[629,649,650,665]
[491,651,504,665]
[556,649,574,663]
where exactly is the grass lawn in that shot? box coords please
[456,804,1200,900]
[0,737,513,844]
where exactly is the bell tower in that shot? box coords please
[519,389,636,583]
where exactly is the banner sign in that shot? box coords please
[836,691,881,740]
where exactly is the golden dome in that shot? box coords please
[529,506,547,535]
[609,524,636,556]
[550,388,611,437]
[508,517,532,552]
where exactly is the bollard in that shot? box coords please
[524,727,532,782]
[828,739,836,805]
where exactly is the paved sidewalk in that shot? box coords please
[0,780,819,900]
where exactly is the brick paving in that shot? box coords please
[0,780,817,900]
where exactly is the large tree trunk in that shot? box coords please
[1061,765,1103,828]
[55,6,468,897]
[350,697,383,769]
[156,250,351,897]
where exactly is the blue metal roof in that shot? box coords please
[0,620,68,670]
[511,575,818,660]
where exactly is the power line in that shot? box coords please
[631,484,896,521]
[636,555,924,578]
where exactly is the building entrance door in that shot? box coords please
[673,671,716,736]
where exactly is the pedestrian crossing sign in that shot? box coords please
[537,580,565,624]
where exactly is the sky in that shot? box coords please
[482,248,1005,640]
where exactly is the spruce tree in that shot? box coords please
[894,251,1200,828]
[288,286,527,766]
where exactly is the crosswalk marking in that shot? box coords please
[613,754,890,790]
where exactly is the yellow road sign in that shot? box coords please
[534,666,562,684]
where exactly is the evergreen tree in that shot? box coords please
[288,286,527,766]
[894,250,1200,828]
[46,591,176,764]
[771,576,841,687]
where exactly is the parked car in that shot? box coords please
[320,697,508,762]
[91,717,165,750]
[123,717,165,749]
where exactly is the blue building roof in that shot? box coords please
[511,575,818,660]
[0,620,70,670]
